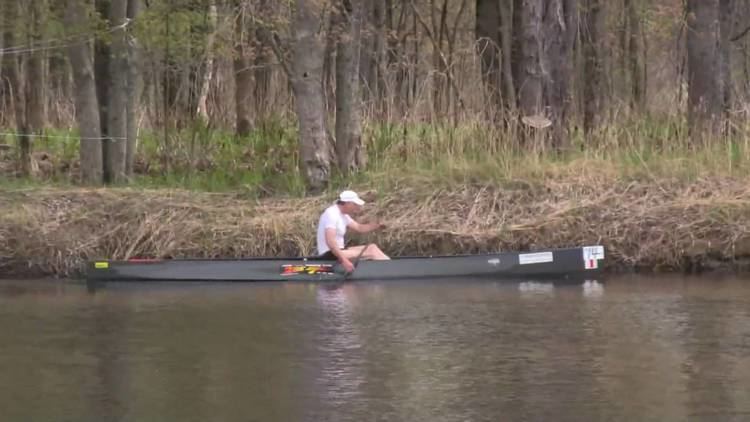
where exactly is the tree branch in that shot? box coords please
[252,12,292,79]
[409,0,465,110]
[731,23,750,42]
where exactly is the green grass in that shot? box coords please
[2,114,750,195]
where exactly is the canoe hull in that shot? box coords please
[87,245,605,282]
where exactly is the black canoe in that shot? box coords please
[86,245,605,282]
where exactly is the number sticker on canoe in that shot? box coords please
[518,252,554,265]
[281,264,335,275]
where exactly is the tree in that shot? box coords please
[292,0,332,191]
[476,0,501,109]
[234,0,253,136]
[718,0,733,118]
[359,0,387,113]
[515,0,544,119]
[26,0,47,159]
[2,0,30,175]
[125,0,142,176]
[66,0,104,184]
[625,0,646,112]
[334,0,365,173]
[252,0,273,123]
[195,0,218,122]
[582,0,607,135]
[106,0,129,183]
[686,0,721,141]
[543,0,577,149]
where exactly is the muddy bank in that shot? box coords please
[2,175,750,278]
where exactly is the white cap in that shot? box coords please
[339,190,365,206]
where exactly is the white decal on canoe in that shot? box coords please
[518,252,554,265]
[582,246,605,269]
[487,258,501,266]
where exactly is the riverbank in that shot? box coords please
[4,117,750,278]
[3,170,750,278]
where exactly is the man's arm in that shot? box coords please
[325,228,347,260]
[346,219,384,234]
[325,228,354,272]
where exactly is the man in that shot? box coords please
[316,190,390,273]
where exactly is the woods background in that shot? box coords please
[1,0,749,191]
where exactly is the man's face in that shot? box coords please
[343,202,362,215]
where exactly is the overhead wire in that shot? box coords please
[0,21,133,144]
[0,133,126,141]
[0,19,131,56]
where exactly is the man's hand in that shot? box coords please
[341,257,355,273]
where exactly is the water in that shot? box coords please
[1,275,749,421]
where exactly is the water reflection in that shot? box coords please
[0,276,749,421]
[312,286,366,412]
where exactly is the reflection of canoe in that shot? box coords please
[86,245,605,282]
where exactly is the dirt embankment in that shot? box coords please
[3,174,750,278]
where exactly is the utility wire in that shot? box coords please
[0,20,131,56]
[0,132,126,141]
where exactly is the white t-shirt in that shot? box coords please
[316,204,353,255]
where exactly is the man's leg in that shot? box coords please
[341,244,390,261]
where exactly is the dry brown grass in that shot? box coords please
[3,172,750,278]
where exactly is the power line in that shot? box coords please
[0,132,126,141]
[0,20,131,56]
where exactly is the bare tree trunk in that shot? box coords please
[389,2,409,112]
[475,0,501,111]
[196,1,218,121]
[372,0,387,115]
[125,0,142,176]
[411,8,419,104]
[292,0,332,191]
[516,0,544,118]
[106,0,129,183]
[543,0,577,150]
[499,0,516,112]
[234,0,253,136]
[432,0,448,116]
[335,0,365,173]
[444,0,468,120]
[582,0,606,135]
[66,0,104,184]
[253,0,272,123]
[323,14,337,115]
[359,2,374,102]
[686,0,721,141]
[94,0,110,140]
[2,0,30,176]
[718,0,733,117]
[27,0,47,138]
[626,0,645,112]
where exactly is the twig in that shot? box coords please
[731,24,750,42]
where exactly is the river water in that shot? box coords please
[1,275,749,421]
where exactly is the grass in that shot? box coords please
[2,113,750,196]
